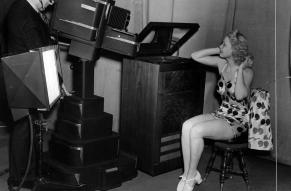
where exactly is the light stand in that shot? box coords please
[31,111,87,191]
[34,112,46,181]
[0,45,88,191]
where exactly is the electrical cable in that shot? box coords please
[274,3,278,191]
[232,0,237,30]
[11,115,34,191]
[57,33,64,80]
[288,15,291,92]
[57,45,64,84]
[53,32,65,82]
[54,32,72,96]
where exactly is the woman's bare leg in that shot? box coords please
[186,119,234,181]
[181,114,216,177]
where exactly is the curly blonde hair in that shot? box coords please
[227,29,253,65]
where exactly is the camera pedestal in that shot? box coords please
[42,56,136,190]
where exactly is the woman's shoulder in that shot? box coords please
[217,60,228,74]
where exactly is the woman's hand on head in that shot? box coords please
[240,56,253,69]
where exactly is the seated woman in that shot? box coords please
[177,29,254,191]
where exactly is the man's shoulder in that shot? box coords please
[0,0,18,23]
[7,0,39,27]
[8,0,35,19]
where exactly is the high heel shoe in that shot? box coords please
[177,175,186,191]
[182,171,202,191]
[194,171,202,185]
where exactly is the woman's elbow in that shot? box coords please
[235,91,248,100]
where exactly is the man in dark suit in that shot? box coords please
[5,0,54,54]
[0,0,17,131]
[4,0,55,188]
[0,0,17,55]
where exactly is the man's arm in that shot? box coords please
[22,24,49,50]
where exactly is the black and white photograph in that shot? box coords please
[0,0,290,191]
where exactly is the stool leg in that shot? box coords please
[225,152,233,180]
[238,151,249,190]
[204,146,217,181]
[220,151,231,191]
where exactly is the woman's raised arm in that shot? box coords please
[191,47,225,68]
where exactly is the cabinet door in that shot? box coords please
[154,68,205,173]
[120,59,159,158]
[157,69,205,136]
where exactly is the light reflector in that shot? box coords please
[1,45,61,110]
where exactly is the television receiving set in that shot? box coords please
[1,45,61,111]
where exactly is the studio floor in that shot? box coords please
[0,136,290,191]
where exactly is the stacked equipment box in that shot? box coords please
[47,95,137,190]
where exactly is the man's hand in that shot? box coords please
[61,83,72,97]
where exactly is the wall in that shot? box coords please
[231,0,276,159]
[94,57,121,132]
[93,0,145,132]
[276,0,291,166]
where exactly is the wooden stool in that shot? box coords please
[204,137,249,191]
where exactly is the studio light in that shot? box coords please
[1,45,61,111]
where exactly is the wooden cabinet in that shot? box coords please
[119,56,206,176]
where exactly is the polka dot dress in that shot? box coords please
[212,72,249,137]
